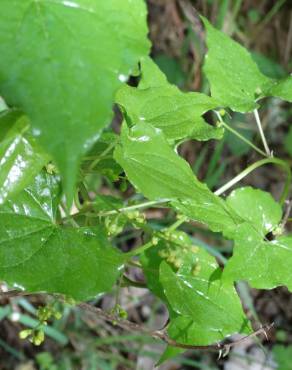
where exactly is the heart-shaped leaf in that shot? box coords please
[0,171,124,299]
[224,187,292,291]
[0,0,150,204]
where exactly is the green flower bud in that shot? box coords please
[31,330,45,346]
[19,329,32,339]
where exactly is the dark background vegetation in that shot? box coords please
[1,0,292,369]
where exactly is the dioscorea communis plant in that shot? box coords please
[0,0,292,362]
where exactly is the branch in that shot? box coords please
[282,199,292,227]
[79,301,273,354]
[0,289,273,354]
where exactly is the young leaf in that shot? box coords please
[116,57,224,142]
[0,0,150,205]
[0,172,124,300]
[115,122,241,235]
[0,110,49,205]
[224,187,292,291]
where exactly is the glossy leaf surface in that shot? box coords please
[0,172,124,299]
[161,259,250,345]
[226,228,292,291]
[116,58,223,142]
[142,232,250,345]
[202,17,270,112]
[115,122,241,234]
[0,0,150,204]
[0,110,49,205]
[202,17,292,112]
[226,187,282,235]
[224,187,292,291]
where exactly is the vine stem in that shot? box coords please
[253,109,271,156]
[127,215,189,257]
[84,199,171,217]
[214,111,267,157]
[167,215,188,232]
[215,157,291,205]
[0,289,274,355]
[88,138,118,171]
[126,241,153,258]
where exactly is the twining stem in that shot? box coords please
[88,138,118,171]
[127,215,189,257]
[281,201,292,227]
[253,109,271,156]
[126,241,153,258]
[84,199,170,217]
[214,111,267,157]
[215,157,291,205]
[167,215,188,232]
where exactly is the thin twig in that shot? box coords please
[284,12,292,65]
[253,109,271,157]
[214,111,267,157]
[282,200,292,227]
[177,0,206,49]
[0,290,273,353]
[0,290,32,299]
[78,302,273,352]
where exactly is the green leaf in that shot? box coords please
[82,132,122,182]
[160,250,250,345]
[0,96,8,113]
[116,57,224,142]
[0,110,49,205]
[93,194,124,213]
[226,227,292,291]
[0,172,124,299]
[115,122,241,235]
[0,109,21,141]
[140,237,172,302]
[224,187,292,291]
[92,194,128,236]
[153,55,186,87]
[202,16,270,112]
[267,76,292,103]
[202,17,292,112]
[141,232,250,346]
[251,52,287,79]
[0,0,150,205]
[226,187,282,235]
[225,114,254,156]
[157,346,184,366]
